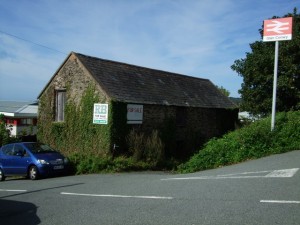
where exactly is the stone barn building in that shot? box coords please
[38,52,238,160]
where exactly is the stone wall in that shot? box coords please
[48,54,109,106]
[127,104,238,159]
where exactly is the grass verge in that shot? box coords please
[177,111,300,173]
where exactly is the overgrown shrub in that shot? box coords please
[68,153,151,174]
[126,129,165,166]
[145,130,165,165]
[178,111,300,173]
[127,129,145,161]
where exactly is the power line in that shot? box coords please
[0,29,68,55]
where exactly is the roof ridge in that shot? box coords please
[73,52,209,82]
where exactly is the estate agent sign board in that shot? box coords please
[93,103,108,124]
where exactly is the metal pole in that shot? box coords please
[271,41,279,131]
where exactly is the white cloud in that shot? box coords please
[0,0,299,100]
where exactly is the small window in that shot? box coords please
[6,119,15,124]
[20,118,33,125]
[13,144,27,156]
[55,90,66,122]
[2,144,14,156]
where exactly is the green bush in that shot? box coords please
[67,129,167,174]
[126,129,165,166]
[127,129,145,161]
[68,153,151,174]
[145,130,165,165]
[178,111,300,173]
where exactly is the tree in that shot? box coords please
[231,8,300,116]
[0,114,10,146]
[216,85,230,97]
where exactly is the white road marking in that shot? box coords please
[161,168,299,181]
[161,175,270,180]
[0,189,27,192]
[61,192,173,200]
[217,170,271,177]
[265,168,299,177]
[260,200,300,204]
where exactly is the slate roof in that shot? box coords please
[73,53,236,109]
[0,101,38,117]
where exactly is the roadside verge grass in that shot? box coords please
[177,111,300,173]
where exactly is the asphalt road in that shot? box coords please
[1,150,299,225]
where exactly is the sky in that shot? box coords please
[0,0,299,101]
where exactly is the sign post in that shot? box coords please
[263,17,292,131]
[271,41,279,131]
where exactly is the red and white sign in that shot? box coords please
[263,17,293,42]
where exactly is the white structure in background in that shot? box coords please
[0,101,38,137]
[238,111,260,122]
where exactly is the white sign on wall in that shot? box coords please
[93,103,108,124]
[127,104,143,124]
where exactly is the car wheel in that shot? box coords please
[0,168,5,181]
[29,166,39,180]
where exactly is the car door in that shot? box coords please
[0,144,15,174]
[11,144,30,175]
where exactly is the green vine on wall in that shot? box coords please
[38,85,113,158]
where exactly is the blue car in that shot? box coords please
[0,142,69,181]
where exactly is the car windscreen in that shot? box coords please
[24,143,57,154]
